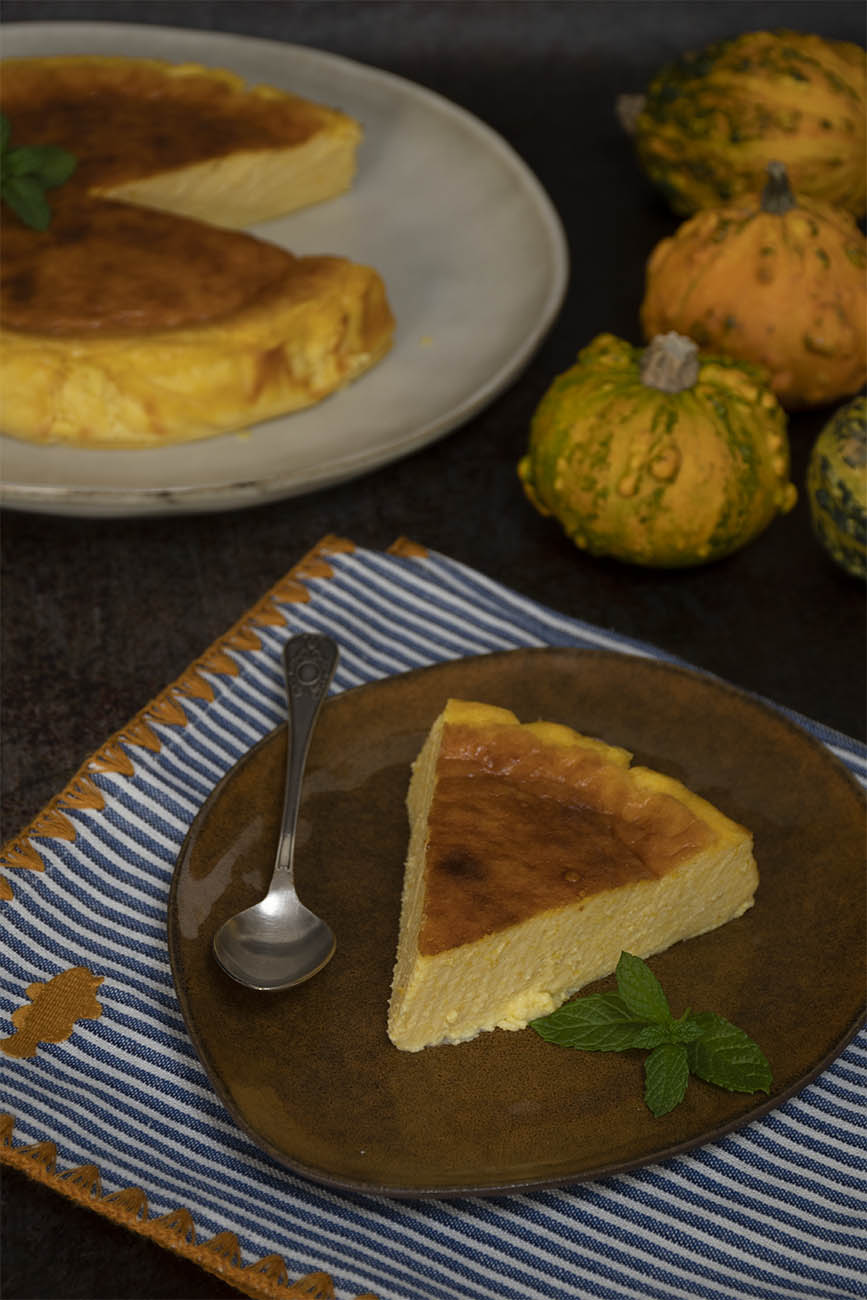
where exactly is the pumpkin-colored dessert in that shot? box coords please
[0,56,395,448]
[629,30,866,218]
[1,55,363,226]
[387,700,758,1052]
[518,332,797,567]
[640,163,867,410]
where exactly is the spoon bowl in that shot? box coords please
[213,892,336,992]
[212,633,339,992]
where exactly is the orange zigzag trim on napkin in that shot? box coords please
[0,1116,378,1300]
[0,534,370,893]
[388,536,429,559]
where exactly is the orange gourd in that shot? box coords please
[640,162,867,410]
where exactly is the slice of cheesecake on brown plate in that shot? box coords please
[388,699,758,1052]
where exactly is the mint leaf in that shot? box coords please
[1,176,52,231]
[686,1012,773,1094]
[530,952,773,1119]
[644,1043,690,1116]
[0,116,76,229]
[632,1023,669,1050]
[3,145,49,178]
[632,1009,704,1050]
[13,144,76,188]
[616,951,672,1023]
[531,992,651,1052]
[670,1010,705,1044]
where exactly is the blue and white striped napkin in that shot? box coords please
[2,537,865,1300]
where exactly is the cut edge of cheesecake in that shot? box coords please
[387,699,758,1053]
[94,130,361,229]
[2,55,363,228]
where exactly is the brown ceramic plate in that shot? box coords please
[167,648,866,1197]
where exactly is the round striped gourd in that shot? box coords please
[807,395,866,579]
[629,30,866,218]
[640,162,867,410]
[518,332,797,568]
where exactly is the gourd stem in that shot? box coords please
[640,332,700,393]
[615,92,646,135]
[761,160,797,214]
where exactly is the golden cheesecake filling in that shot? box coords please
[420,723,713,956]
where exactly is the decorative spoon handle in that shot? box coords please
[272,634,339,883]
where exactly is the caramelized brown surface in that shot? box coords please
[0,58,349,336]
[419,722,714,956]
[1,58,331,190]
[2,201,298,335]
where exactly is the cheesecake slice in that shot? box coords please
[0,56,394,448]
[387,699,758,1052]
[1,55,363,227]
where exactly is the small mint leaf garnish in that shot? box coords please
[632,1023,670,1050]
[12,143,77,187]
[616,950,671,1023]
[531,992,650,1052]
[0,113,77,230]
[644,1042,690,1117]
[670,1011,705,1044]
[530,952,773,1117]
[685,1012,773,1094]
[2,176,52,232]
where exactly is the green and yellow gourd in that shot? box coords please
[640,161,867,410]
[518,332,797,568]
[629,29,866,218]
[807,395,866,579]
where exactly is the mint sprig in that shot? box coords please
[0,113,77,230]
[531,952,772,1117]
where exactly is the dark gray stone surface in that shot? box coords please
[2,3,864,1296]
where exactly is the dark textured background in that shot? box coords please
[2,2,865,1296]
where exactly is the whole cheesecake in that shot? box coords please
[0,56,394,448]
[388,699,758,1052]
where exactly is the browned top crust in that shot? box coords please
[0,57,357,337]
[0,198,308,335]
[2,201,300,335]
[0,57,338,190]
[419,721,714,956]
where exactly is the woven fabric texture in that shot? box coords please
[2,537,865,1300]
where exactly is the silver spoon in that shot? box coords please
[212,633,338,991]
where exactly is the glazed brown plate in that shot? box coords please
[167,648,866,1197]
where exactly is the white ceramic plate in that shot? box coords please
[0,23,569,517]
